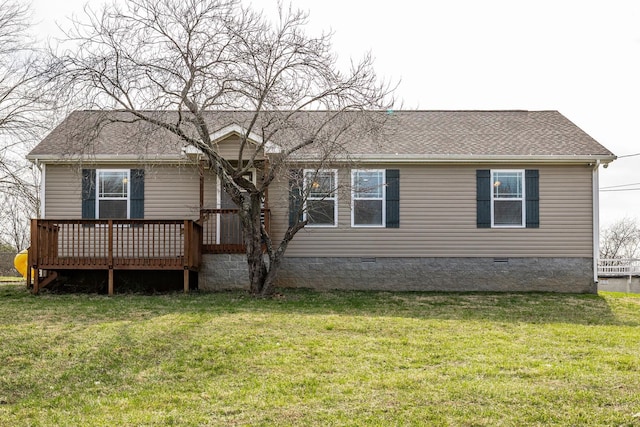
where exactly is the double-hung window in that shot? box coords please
[97,169,130,219]
[304,169,337,227]
[82,168,144,220]
[352,169,385,227]
[491,170,524,227]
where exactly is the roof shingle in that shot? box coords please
[27,110,615,161]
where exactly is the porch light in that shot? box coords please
[493,180,501,187]
[311,181,320,188]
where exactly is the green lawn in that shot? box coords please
[1,284,639,426]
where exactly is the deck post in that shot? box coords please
[33,268,39,294]
[108,220,113,268]
[184,219,190,293]
[108,220,114,295]
[26,247,32,289]
[108,269,114,296]
[26,262,31,289]
[30,219,38,286]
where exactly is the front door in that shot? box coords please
[218,171,254,245]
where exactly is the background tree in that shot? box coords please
[0,159,40,251]
[54,0,393,295]
[0,1,51,251]
[600,217,640,260]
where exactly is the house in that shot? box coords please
[26,110,615,294]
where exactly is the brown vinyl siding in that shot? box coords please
[216,137,265,162]
[44,165,83,218]
[44,162,594,258]
[144,165,202,220]
[269,163,593,258]
[44,164,208,220]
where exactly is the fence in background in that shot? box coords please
[598,259,640,277]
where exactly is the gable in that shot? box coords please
[215,135,266,162]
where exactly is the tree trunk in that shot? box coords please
[242,191,301,297]
[243,193,271,296]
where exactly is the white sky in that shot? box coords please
[30,0,640,227]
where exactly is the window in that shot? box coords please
[97,170,129,219]
[289,168,399,228]
[491,170,524,227]
[352,169,385,227]
[82,169,144,220]
[477,169,539,229]
[304,169,337,226]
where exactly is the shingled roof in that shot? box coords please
[27,110,615,163]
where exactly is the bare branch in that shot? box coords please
[0,1,59,250]
[600,217,640,259]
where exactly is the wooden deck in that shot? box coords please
[28,209,270,294]
[29,219,202,295]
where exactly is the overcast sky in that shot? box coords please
[30,0,640,226]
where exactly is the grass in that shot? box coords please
[1,284,639,426]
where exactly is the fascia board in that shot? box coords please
[26,154,191,165]
[29,153,616,166]
[287,154,617,165]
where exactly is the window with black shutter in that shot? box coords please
[477,169,539,228]
[81,168,145,219]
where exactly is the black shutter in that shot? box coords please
[82,169,96,219]
[289,169,303,227]
[130,169,145,219]
[476,169,491,228]
[525,169,539,228]
[385,169,400,228]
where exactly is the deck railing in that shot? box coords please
[200,208,270,254]
[27,209,264,293]
[29,208,266,271]
[598,258,640,277]
[30,219,202,271]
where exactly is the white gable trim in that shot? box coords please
[210,124,281,153]
[210,124,262,145]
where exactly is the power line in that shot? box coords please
[600,182,640,190]
[600,188,640,192]
[617,152,640,159]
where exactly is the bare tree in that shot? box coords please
[54,0,393,295]
[0,193,34,251]
[600,217,640,260]
[0,157,40,251]
[0,1,56,145]
[0,1,53,252]
[0,1,33,138]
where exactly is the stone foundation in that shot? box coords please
[199,254,250,291]
[199,255,596,293]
